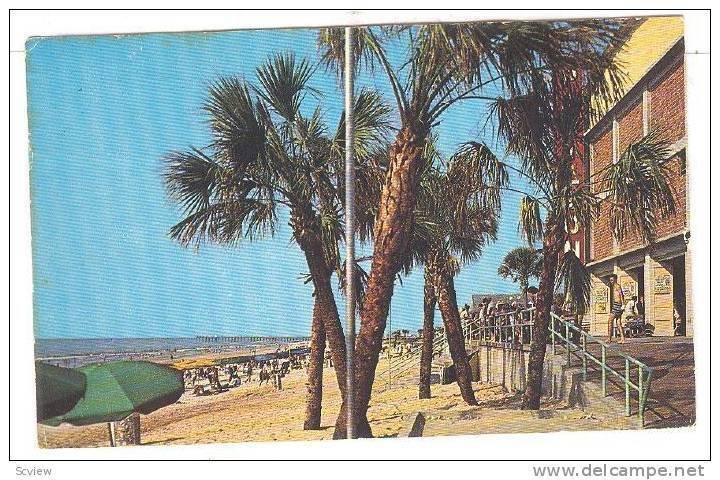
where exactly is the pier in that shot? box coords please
[195,335,309,344]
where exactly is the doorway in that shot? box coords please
[630,265,645,319]
[670,256,686,336]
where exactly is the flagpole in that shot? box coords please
[344,26,356,440]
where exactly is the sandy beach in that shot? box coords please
[37,352,634,448]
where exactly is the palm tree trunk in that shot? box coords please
[435,270,478,406]
[521,228,561,409]
[333,125,426,439]
[303,299,326,430]
[419,268,436,399]
[292,208,348,430]
[302,243,347,398]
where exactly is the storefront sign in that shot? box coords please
[654,272,672,295]
[621,278,636,297]
[594,287,608,313]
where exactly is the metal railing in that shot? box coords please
[378,330,448,386]
[377,307,653,426]
[548,312,653,426]
[464,307,653,426]
[463,308,537,345]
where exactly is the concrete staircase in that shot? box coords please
[376,332,451,389]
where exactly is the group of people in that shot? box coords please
[382,341,416,359]
[185,366,227,396]
[607,274,649,343]
[462,298,535,344]
[184,353,306,396]
[257,358,293,390]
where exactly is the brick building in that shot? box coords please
[584,17,691,337]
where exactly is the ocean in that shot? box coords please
[34,337,304,367]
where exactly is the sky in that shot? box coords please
[27,27,532,339]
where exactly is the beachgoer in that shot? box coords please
[608,274,626,343]
[526,286,538,308]
[259,364,269,386]
[674,306,683,336]
[624,295,638,320]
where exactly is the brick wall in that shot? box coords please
[617,99,646,251]
[588,56,687,262]
[618,98,644,151]
[650,60,686,143]
[591,128,613,261]
[656,153,687,238]
[652,60,687,239]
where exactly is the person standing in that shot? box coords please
[526,286,538,308]
[608,274,626,343]
[636,296,645,319]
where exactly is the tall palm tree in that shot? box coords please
[493,66,677,409]
[497,247,543,305]
[320,20,628,438]
[162,53,390,429]
[409,142,506,402]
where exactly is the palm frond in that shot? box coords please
[448,141,509,213]
[333,89,392,163]
[519,195,544,245]
[602,131,676,243]
[163,148,223,215]
[556,249,591,314]
[204,76,265,172]
[337,256,370,314]
[449,205,498,264]
[255,52,317,122]
[317,27,378,77]
[168,198,275,247]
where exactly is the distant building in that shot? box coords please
[584,17,690,337]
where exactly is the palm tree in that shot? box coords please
[320,20,629,438]
[497,247,543,305]
[419,263,437,401]
[409,143,506,402]
[493,66,677,409]
[162,53,390,429]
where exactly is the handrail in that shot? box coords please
[464,308,652,427]
[379,307,653,426]
[463,307,537,345]
[377,329,448,383]
[548,312,653,426]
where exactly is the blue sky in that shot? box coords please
[27,28,531,339]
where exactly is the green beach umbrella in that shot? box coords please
[41,361,184,427]
[35,361,87,422]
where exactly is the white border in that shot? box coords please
[6,5,713,473]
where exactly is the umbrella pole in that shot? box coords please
[132,413,141,445]
[107,422,116,447]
